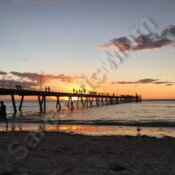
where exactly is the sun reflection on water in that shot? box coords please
[0,123,175,138]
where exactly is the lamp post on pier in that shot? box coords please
[40,71,44,91]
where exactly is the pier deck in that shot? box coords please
[0,81,141,114]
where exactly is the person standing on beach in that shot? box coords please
[0,101,7,121]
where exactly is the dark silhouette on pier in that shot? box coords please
[0,80,141,114]
[135,93,142,103]
[0,101,7,121]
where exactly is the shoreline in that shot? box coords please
[1,122,175,138]
[2,119,175,127]
[0,132,175,174]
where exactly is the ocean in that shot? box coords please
[0,100,175,138]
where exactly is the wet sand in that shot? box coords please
[0,132,175,175]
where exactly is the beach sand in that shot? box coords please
[0,132,175,175]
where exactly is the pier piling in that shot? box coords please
[19,95,24,111]
[11,94,17,114]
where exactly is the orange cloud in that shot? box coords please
[8,71,83,85]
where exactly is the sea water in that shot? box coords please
[0,100,175,138]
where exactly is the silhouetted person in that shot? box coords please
[15,84,19,90]
[48,87,50,92]
[19,85,22,90]
[0,101,7,121]
[45,87,48,91]
[15,84,22,90]
[139,95,142,102]
[135,93,139,102]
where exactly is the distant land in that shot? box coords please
[143,99,175,101]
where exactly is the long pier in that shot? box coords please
[0,80,141,114]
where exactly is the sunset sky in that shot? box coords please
[0,0,175,99]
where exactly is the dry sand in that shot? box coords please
[0,131,175,175]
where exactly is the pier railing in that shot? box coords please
[0,80,76,93]
[0,80,108,95]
